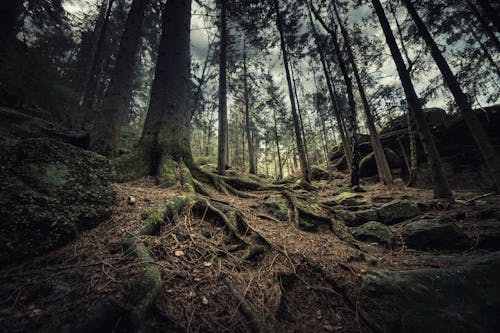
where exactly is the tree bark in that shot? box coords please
[311,5,359,187]
[243,41,256,174]
[371,0,454,200]
[137,0,193,177]
[0,0,23,52]
[90,0,149,156]
[217,0,228,175]
[274,0,311,182]
[272,107,283,179]
[78,0,114,111]
[403,0,500,193]
[332,1,393,185]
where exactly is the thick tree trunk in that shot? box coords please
[311,5,359,187]
[89,0,149,156]
[332,1,393,185]
[243,43,256,174]
[79,0,114,111]
[217,0,228,175]
[137,0,193,179]
[291,65,311,168]
[475,0,500,34]
[403,0,500,193]
[371,0,454,200]
[274,0,311,182]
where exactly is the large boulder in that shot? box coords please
[360,252,500,332]
[403,218,468,249]
[352,221,393,246]
[337,200,421,227]
[359,148,401,178]
[380,108,448,135]
[0,138,115,264]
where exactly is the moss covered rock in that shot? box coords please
[0,138,115,264]
[352,222,393,246]
[311,166,329,181]
[264,194,289,222]
[333,191,365,206]
[360,252,500,332]
[402,218,468,249]
[336,209,379,227]
[378,200,421,225]
[359,148,401,177]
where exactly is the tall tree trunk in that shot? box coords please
[243,41,256,174]
[475,0,500,34]
[135,0,193,181]
[79,0,114,111]
[217,0,228,175]
[332,1,393,185]
[371,0,454,200]
[291,63,311,168]
[307,3,352,168]
[311,5,359,187]
[274,0,311,182]
[90,0,149,156]
[272,108,283,179]
[403,0,500,193]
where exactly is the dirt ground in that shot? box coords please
[1,173,498,333]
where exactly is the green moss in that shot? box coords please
[264,194,289,221]
[183,183,195,193]
[180,163,195,193]
[44,163,71,187]
[298,217,318,232]
[157,162,176,187]
[144,209,164,226]
[164,195,195,224]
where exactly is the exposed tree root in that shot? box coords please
[223,276,268,333]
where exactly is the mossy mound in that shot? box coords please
[337,200,420,227]
[264,194,290,222]
[311,166,329,181]
[352,221,393,246]
[0,138,115,264]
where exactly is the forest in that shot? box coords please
[0,0,499,332]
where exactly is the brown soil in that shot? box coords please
[1,173,498,333]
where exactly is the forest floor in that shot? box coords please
[1,170,499,333]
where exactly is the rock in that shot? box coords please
[472,220,500,250]
[377,200,421,225]
[333,192,365,206]
[352,222,393,246]
[334,155,348,172]
[294,179,317,191]
[310,166,329,181]
[264,194,289,222]
[0,138,115,264]
[128,196,136,205]
[402,218,468,249]
[380,107,448,135]
[359,148,401,177]
[336,208,379,227]
[360,252,500,332]
[337,200,420,227]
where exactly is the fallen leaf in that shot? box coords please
[203,261,212,267]
[202,296,209,305]
[174,250,184,257]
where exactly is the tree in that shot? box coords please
[311,3,360,187]
[89,0,149,156]
[274,0,311,182]
[119,0,194,184]
[371,0,454,200]
[78,0,115,112]
[402,0,500,193]
[243,39,257,174]
[331,0,393,185]
[217,0,229,175]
